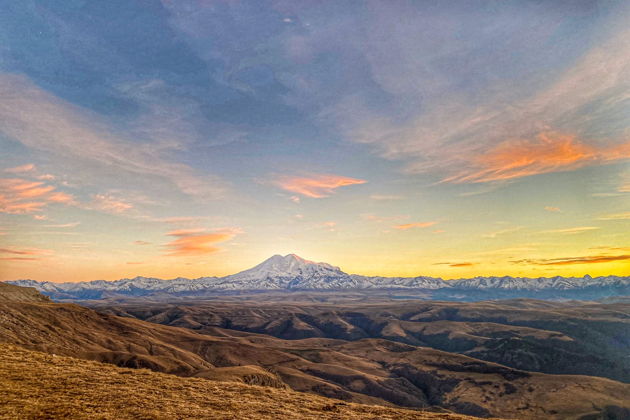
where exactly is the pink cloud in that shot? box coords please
[0,178,77,214]
[274,174,367,198]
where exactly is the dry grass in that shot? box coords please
[0,344,481,420]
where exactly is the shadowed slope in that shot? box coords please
[97,299,630,382]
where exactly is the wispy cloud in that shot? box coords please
[0,75,224,198]
[544,206,562,212]
[164,227,241,257]
[89,194,133,214]
[394,221,437,230]
[541,226,600,235]
[345,26,630,184]
[0,178,76,214]
[513,254,630,266]
[133,240,151,246]
[0,246,53,262]
[4,164,36,174]
[273,174,366,198]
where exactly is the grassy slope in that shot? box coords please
[0,344,480,420]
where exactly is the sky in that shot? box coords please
[0,0,629,282]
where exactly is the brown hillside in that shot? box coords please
[1,288,629,418]
[0,344,480,420]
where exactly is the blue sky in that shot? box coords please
[1,0,629,281]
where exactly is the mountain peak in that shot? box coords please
[224,254,346,284]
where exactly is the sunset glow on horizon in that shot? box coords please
[1,1,629,283]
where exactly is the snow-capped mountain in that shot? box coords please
[220,254,353,289]
[6,254,630,301]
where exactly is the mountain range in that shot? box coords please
[7,253,630,301]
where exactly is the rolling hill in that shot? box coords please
[1,283,629,419]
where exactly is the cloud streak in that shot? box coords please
[273,174,366,198]
[514,254,630,266]
[598,212,630,220]
[541,226,599,235]
[0,246,53,262]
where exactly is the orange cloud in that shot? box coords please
[165,228,240,257]
[0,178,76,214]
[274,174,367,198]
[544,206,561,212]
[442,132,630,184]
[394,221,437,230]
[133,240,151,245]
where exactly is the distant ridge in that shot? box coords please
[6,254,630,301]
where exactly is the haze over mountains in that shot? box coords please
[8,254,630,301]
